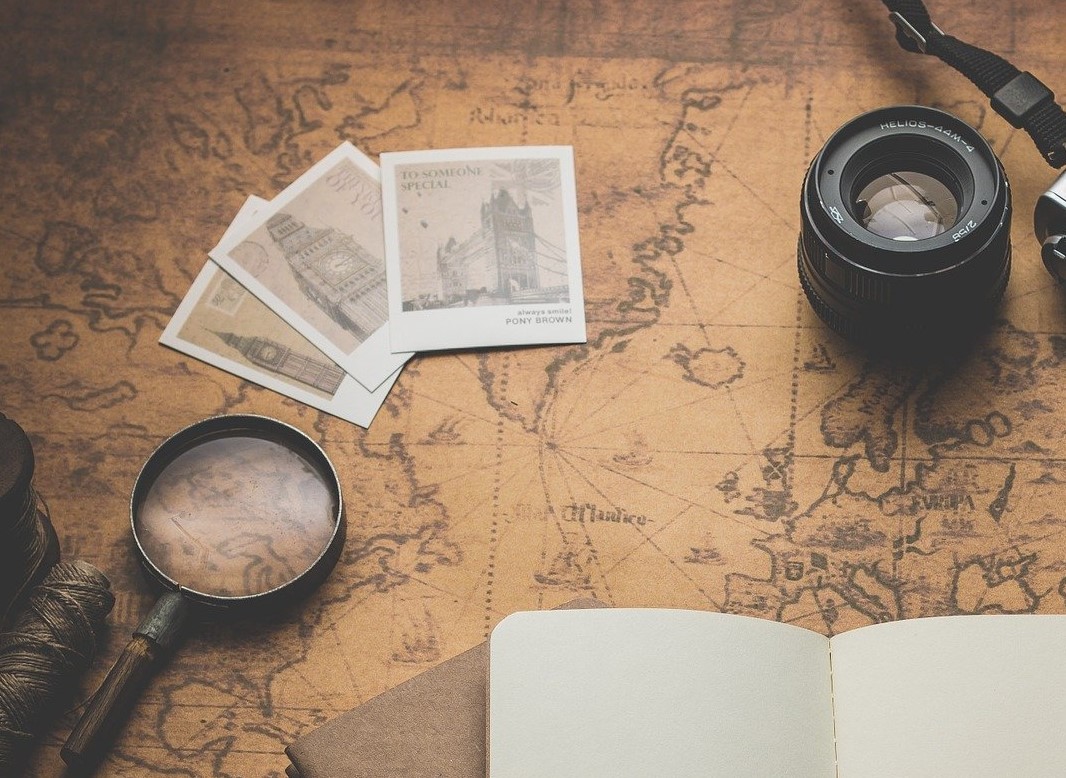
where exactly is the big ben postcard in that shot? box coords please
[380,146,587,352]
[211,142,410,392]
[163,196,399,428]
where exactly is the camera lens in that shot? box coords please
[798,106,1011,345]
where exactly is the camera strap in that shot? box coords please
[880,0,1066,168]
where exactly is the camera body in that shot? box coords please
[1036,170,1066,282]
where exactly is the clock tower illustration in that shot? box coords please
[267,212,388,339]
[212,331,345,395]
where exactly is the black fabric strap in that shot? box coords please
[880,0,1066,168]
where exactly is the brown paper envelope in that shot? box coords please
[285,598,607,778]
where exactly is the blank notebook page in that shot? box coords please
[830,614,1066,778]
[488,608,836,778]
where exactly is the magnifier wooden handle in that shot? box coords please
[62,591,189,771]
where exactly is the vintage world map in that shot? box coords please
[2,1,1065,775]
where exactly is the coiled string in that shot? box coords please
[0,560,114,770]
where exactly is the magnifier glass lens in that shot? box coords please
[134,434,338,598]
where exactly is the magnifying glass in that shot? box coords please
[61,414,344,769]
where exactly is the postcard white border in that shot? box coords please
[210,142,412,391]
[380,146,587,353]
[162,196,400,428]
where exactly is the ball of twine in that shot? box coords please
[0,560,114,769]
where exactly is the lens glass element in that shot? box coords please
[855,171,958,241]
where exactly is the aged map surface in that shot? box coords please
[2,1,1065,775]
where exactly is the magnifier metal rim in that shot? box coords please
[129,414,345,610]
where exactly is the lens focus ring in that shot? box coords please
[798,106,1011,345]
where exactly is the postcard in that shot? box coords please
[162,196,400,429]
[210,142,411,391]
[380,146,586,352]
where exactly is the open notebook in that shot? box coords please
[488,609,1066,777]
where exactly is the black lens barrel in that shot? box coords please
[799,106,1011,345]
